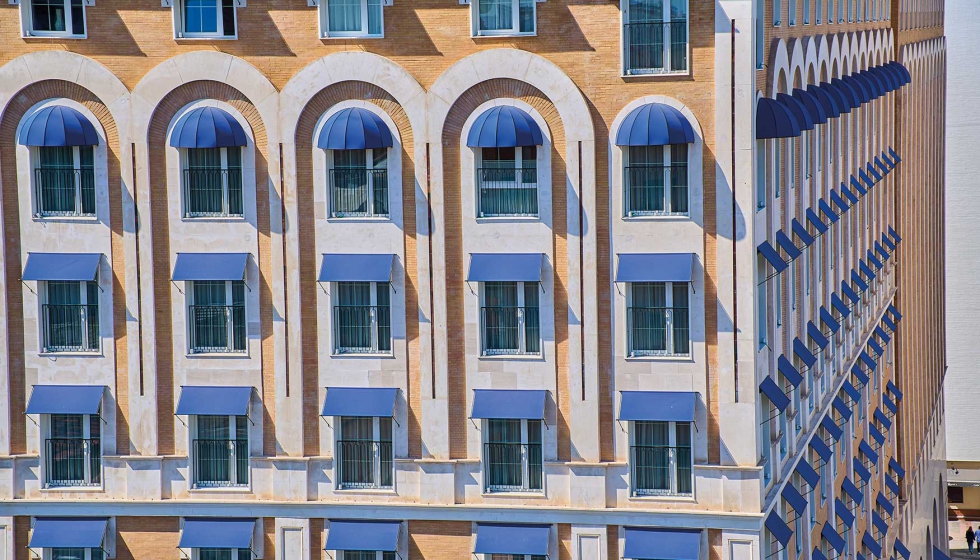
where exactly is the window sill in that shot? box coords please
[331,352,395,359]
[23,33,87,40]
[38,351,103,358]
[185,352,250,359]
[40,485,104,493]
[475,215,541,223]
[479,353,544,361]
[473,31,538,39]
[189,485,251,493]
[174,35,238,41]
[181,216,247,222]
[628,493,696,503]
[334,487,397,495]
[325,216,392,223]
[482,490,547,498]
[321,34,385,40]
[622,213,691,221]
[624,354,693,363]
[33,215,99,223]
[622,69,691,79]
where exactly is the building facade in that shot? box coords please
[0,0,946,560]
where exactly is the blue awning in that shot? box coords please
[317,107,394,150]
[870,423,885,447]
[870,66,895,92]
[821,415,843,442]
[833,396,852,422]
[842,380,861,403]
[172,253,248,281]
[619,391,697,422]
[881,64,904,87]
[851,175,868,196]
[863,532,883,558]
[624,528,701,560]
[852,367,870,387]
[829,190,850,213]
[860,440,879,465]
[474,523,550,556]
[883,393,898,415]
[842,477,863,505]
[792,88,829,124]
[806,208,829,234]
[872,511,889,535]
[868,338,884,358]
[757,97,802,139]
[841,281,861,303]
[468,253,543,282]
[888,147,902,164]
[20,105,100,147]
[777,93,815,131]
[818,199,840,223]
[615,253,695,283]
[852,269,870,291]
[832,77,861,109]
[895,539,911,560]
[882,153,896,168]
[796,457,820,488]
[853,457,872,483]
[765,512,792,547]
[820,307,841,333]
[859,351,877,372]
[759,241,789,273]
[471,389,546,420]
[875,157,889,175]
[875,409,892,430]
[888,457,906,479]
[775,231,802,260]
[859,260,877,281]
[814,549,830,560]
[793,338,817,369]
[885,474,900,496]
[841,184,860,205]
[175,386,253,416]
[29,517,109,548]
[858,169,876,189]
[616,103,696,146]
[831,293,852,318]
[322,387,398,418]
[874,242,890,260]
[877,492,894,516]
[23,253,101,281]
[819,82,852,114]
[834,505,855,529]
[882,233,897,251]
[867,163,883,182]
[886,381,903,402]
[325,520,400,552]
[782,484,808,515]
[318,254,395,283]
[890,61,912,84]
[26,385,105,415]
[822,523,845,554]
[811,437,833,464]
[468,106,543,148]
[867,251,884,271]
[807,322,829,350]
[882,314,897,331]
[810,84,842,118]
[843,74,871,104]
[888,226,903,245]
[170,107,247,149]
[858,70,884,98]
[888,303,903,322]
[180,518,256,549]
[791,219,815,247]
[777,356,803,388]
[874,326,891,344]
[760,377,790,412]
[935,547,952,560]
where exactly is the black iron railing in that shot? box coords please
[625,164,689,215]
[630,444,693,496]
[42,304,99,352]
[484,442,543,492]
[45,438,101,487]
[34,167,96,217]
[480,306,540,355]
[194,438,249,487]
[627,306,690,356]
[477,167,538,217]
[332,305,392,354]
[189,305,246,353]
[624,21,689,74]
[329,168,389,217]
[183,167,244,217]
[337,439,394,489]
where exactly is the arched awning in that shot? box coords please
[466,105,543,148]
[317,107,394,150]
[170,106,248,149]
[819,82,852,114]
[889,61,912,84]
[792,88,828,125]
[777,93,814,131]
[756,97,801,139]
[810,84,842,119]
[843,74,871,104]
[19,105,100,147]
[870,65,898,92]
[831,77,861,109]
[615,102,696,146]
[859,70,885,98]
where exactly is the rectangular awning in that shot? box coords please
[615,253,695,283]
[859,440,878,465]
[474,523,550,556]
[868,338,884,358]
[807,322,829,350]
[777,356,803,388]
[775,231,802,260]
[882,314,897,331]
[887,304,903,322]
[818,199,840,223]
[325,520,400,552]
[853,458,871,484]
[624,528,702,560]
[872,511,888,535]
[30,517,109,549]
[852,367,870,387]
[841,185,860,205]
[471,389,546,420]
[833,396,852,422]
[867,163,883,182]
[23,253,101,281]
[874,326,891,344]
[851,175,869,195]
[886,381,903,402]
[888,227,902,245]
[760,377,789,412]
[829,190,850,213]
[806,208,829,234]
[793,338,817,369]
[841,381,861,404]
[874,241,889,260]
[26,385,105,415]
[866,251,884,270]
[759,241,789,273]
[468,253,543,282]
[850,271,868,293]
[882,233,897,251]
[885,474,901,496]
[858,169,875,189]
[791,219,814,247]
[882,154,896,168]
[175,386,253,416]
[858,260,877,281]
[831,293,852,318]
[842,477,863,505]
[765,512,792,547]
[819,307,841,333]
[875,157,890,174]
[859,351,877,372]
[889,457,906,479]
[782,484,808,515]
[813,548,828,560]
[172,253,248,281]
[895,539,911,560]
[841,282,861,303]
[795,458,820,488]
[822,523,845,554]
[863,532,883,558]
[810,437,832,464]
[821,416,843,442]
[322,387,398,418]
[318,254,395,283]
[179,518,256,549]
[870,423,885,447]
[874,409,891,430]
[935,547,952,560]
[619,391,697,422]
[883,393,898,415]
[877,492,894,516]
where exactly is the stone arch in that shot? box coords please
[788,38,807,88]
[803,37,820,85]
[770,39,792,96]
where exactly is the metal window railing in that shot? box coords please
[34,167,96,217]
[329,168,389,218]
[483,442,543,493]
[45,437,101,487]
[630,444,693,496]
[477,167,539,217]
[625,164,689,216]
[188,305,246,354]
[193,438,249,487]
[627,306,690,357]
[332,305,392,354]
[337,439,394,489]
[481,306,540,355]
[623,20,689,74]
[183,167,244,217]
[42,304,99,353]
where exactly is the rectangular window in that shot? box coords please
[193,415,248,487]
[337,416,393,490]
[623,0,689,74]
[481,281,540,356]
[188,280,246,354]
[774,0,782,24]
[478,146,538,217]
[475,0,535,36]
[757,140,767,210]
[323,0,383,38]
[178,0,236,38]
[199,551,251,560]
[52,550,104,560]
[333,281,392,354]
[27,0,85,36]
[628,281,690,357]
[774,140,782,199]
[345,553,397,560]
[183,147,243,218]
[790,261,797,311]
[630,420,693,496]
[789,0,797,24]
[827,0,834,23]
[775,274,783,328]
[758,256,768,350]
[816,0,822,22]
[762,421,772,486]
[803,0,811,23]
[34,146,95,217]
[624,144,688,216]
[484,418,542,492]
[43,281,99,353]
[45,413,100,487]
[756,0,765,68]
[330,148,389,218]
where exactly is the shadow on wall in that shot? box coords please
[21,6,146,58]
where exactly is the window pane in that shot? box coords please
[479,146,536,217]
[335,282,373,352]
[671,283,690,354]
[45,281,86,351]
[524,282,540,354]
[633,421,670,492]
[221,0,235,36]
[184,0,219,33]
[483,282,520,352]
[227,147,244,216]
[629,283,667,354]
[518,0,534,32]
[52,549,85,560]
[331,149,373,216]
[675,422,693,493]
[32,0,67,32]
[376,282,391,352]
[185,148,225,216]
[367,0,383,34]
[669,144,689,213]
[626,0,665,72]
[329,0,362,31]
[70,0,85,34]
[485,419,523,490]
[626,146,665,214]
[479,0,514,31]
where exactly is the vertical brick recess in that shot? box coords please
[0,80,129,455]
[310,518,324,560]
[407,520,472,560]
[13,516,29,560]
[708,529,723,560]
[557,523,573,560]
[114,516,180,560]
[263,518,277,560]
[606,525,619,560]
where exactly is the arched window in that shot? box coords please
[317,107,394,219]
[467,105,544,218]
[170,106,248,218]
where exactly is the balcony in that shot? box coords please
[627,306,690,357]
[483,442,543,493]
[332,305,392,354]
[630,444,693,496]
[34,167,96,217]
[477,167,538,217]
[625,164,689,216]
[45,437,101,487]
[42,304,99,353]
[624,21,689,75]
[188,305,246,354]
[337,439,394,490]
[329,168,389,218]
[193,438,249,488]
[183,167,243,218]
[481,305,540,355]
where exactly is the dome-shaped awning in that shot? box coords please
[791,88,828,125]
[756,97,801,139]
[466,105,543,148]
[859,70,885,98]
[889,61,912,84]
[881,64,906,88]
[844,73,873,103]
[819,82,852,114]
[831,77,861,109]
[19,105,99,147]
[809,84,842,119]
[170,106,248,149]
[615,102,696,146]
[869,66,896,92]
[317,107,394,150]
[777,93,814,131]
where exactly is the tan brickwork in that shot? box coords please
[407,520,472,560]
[558,523,573,560]
[14,516,28,560]
[607,524,619,560]
[310,518,324,560]
[114,516,181,560]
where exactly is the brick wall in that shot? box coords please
[115,516,181,560]
[407,520,471,560]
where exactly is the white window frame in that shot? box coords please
[173,0,238,39]
[757,140,767,210]
[320,0,385,38]
[181,147,241,218]
[22,0,87,38]
[621,0,689,75]
[482,418,543,493]
[623,144,688,217]
[44,412,101,487]
[475,146,539,218]
[472,0,536,37]
[479,281,540,356]
[629,420,694,497]
[332,281,392,355]
[32,146,95,218]
[187,280,246,354]
[758,257,768,351]
[41,280,99,354]
[191,414,248,488]
[45,549,103,560]
[626,281,691,357]
[335,416,394,490]
[328,148,389,218]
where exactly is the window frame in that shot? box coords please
[621,0,690,75]
[623,143,689,217]
[44,412,102,488]
[32,145,97,219]
[476,145,539,219]
[174,0,238,40]
[482,418,544,493]
[191,414,249,488]
[479,281,541,357]
[327,148,390,219]
[181,147,244,219]
[320,0,385,39]
[472,0,537,37]
[626,280,691,358]
[628,419,694,497]
[23,0,87,38]
[41,280,100,354]
[187,280,247,355]
[48,549,105,560]
[335,415,394,490]
[331,281,393,355]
